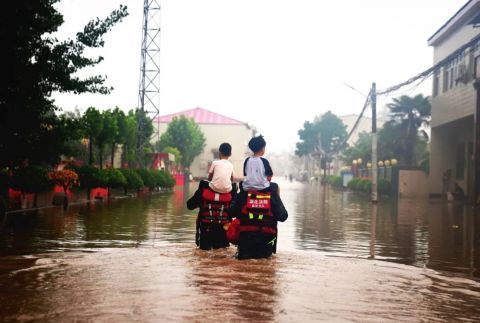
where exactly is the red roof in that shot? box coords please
[153,107,246,125]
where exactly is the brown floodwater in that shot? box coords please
[1,179,480,322]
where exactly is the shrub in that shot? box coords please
[48,169,79,191]
[153,170,175,188]
[104,168,127,188]
[136,169,156,190]
[10,165,53,193]
[378,178,391,195]
[119,168,144,191]
[69,165,108,189]
[347,178,361,190]
[360,179,372,193]
[325,175,343,188]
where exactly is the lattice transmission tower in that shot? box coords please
[138,0,161,155]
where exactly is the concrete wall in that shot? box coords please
[398,170,428,198]
[154,122,254,179]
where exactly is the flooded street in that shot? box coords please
[1,179,480,322]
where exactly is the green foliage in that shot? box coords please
[83,107,103,165]
[152,170,175,188]
[136,169,156,190]
[162,147,182,166]
[385,94,431,165]
[359,180,372,193]
[296,111,347,158]
[0,2,128,168]
[70,165,108,189]
[347,177,390,196]
[119,168,144,190]
[10,166,53,193]
[347,178,362,190]
[96,109,119,168]
[135,109,155,167]
[156,116,206,168]
[340,94,430,167]
[104,168,127,188]
[378,179,391,195]
[325,175,343,188]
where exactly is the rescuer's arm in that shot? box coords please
[186,182,204,210]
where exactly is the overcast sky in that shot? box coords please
[53,0,467,152]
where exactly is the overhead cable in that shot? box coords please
[378,33,480,96]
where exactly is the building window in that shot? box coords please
[443,69,449,93]
[455,143,465,180]
[433,71,440,97]
[450,67,454,88]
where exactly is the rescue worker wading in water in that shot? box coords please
[186,143,236,250]
[229,182,288,259]
[229,136,288,259]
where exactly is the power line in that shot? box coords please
[378,33,480,96]
[331,89,372,155]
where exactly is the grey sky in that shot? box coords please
[53,0,467,152]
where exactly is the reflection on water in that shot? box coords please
[291,182,480,278]
[1,180,480,321]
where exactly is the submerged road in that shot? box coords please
[1,179,480,322]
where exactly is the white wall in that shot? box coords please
[154,122,254,179]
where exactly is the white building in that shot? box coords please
[153,107,255,179]
[428,0,480,197]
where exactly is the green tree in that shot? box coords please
[156,116,206,168]
[162,146,182,169]
[135,109,154,167]
[11,166,53,207]
[59,110,87,162]
[385,94,431,165]
[296,111,347,157]
[111,108,126,167]
[96,110,118,169]
[82,107,103,165]
[119,111,138,168]
[341,131,372,164]
[0,1,128,168]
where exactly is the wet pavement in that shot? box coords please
[1,179,480,322]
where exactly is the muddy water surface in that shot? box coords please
[1,180,480,322]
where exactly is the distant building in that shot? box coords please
[153,107,254,179]
[428,0,480,197]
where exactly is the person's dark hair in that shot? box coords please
[248,135,266,153]
[219,142,232,156]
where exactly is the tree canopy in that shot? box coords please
[341,94,431,167]
[296,111,347,159]
[155,116,206,169]
[0,0,128,168]
[385,94,431,165]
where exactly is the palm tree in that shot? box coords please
[386,94,431,165]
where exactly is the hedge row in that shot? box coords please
[0,165,175,195]
[325,175,391,196]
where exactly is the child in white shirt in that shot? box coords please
[208,143,235,193]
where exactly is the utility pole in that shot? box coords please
[371,82,378,203]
